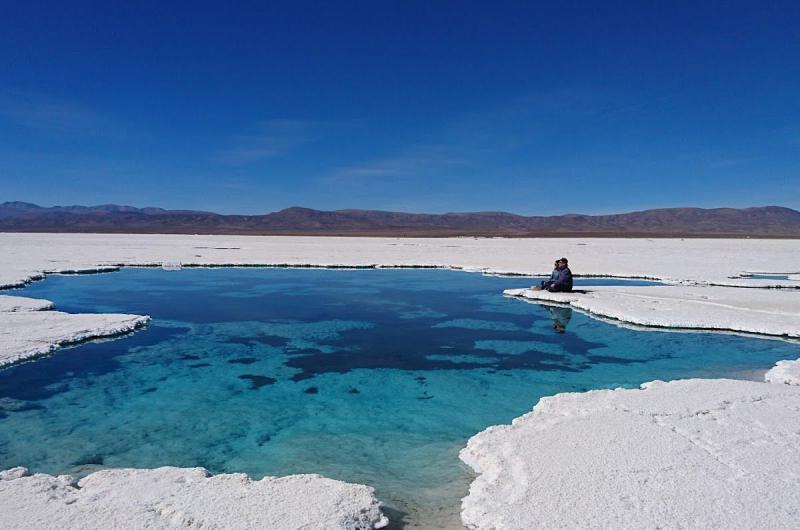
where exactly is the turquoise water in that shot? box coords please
[1,269,799,528]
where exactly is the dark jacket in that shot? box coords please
[549,266,573,292]
[540,268,560,289]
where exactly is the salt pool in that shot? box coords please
[2,268,798,528]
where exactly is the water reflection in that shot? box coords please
[546,305,573,333]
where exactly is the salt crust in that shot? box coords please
[0,295,53,312]
[460,374,800,529]
[0,233,798,288]
[504,286,800,338]
[0,466,388,530]
[0,295,149,368]
[765,358,800,385]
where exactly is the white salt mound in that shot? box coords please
[460,376,800,529]
[765,358,800,386]
[0,466,389,530]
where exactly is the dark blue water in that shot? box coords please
[1,269,797,528]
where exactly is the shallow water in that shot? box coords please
[1,269,798,528]
[749,274,790,280]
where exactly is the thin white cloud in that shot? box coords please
[318,89,679,187]
[215,119,330,166]
[0,92,120,136]
[326,143,469,182]
[319,95,555,184]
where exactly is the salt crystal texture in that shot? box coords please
[765,358,800,385]
[460,375,800,529]
[0,466,389,530]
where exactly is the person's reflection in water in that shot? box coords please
[546,305,573,333]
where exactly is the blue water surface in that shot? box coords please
[1,268,798,528]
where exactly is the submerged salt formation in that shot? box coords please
[0,466,388,530]
[460,369,800,529]
[0,294,149,367]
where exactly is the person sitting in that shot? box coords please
[536,260,560,290]
[547,258,573,292]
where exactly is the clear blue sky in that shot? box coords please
[1,1,798,214]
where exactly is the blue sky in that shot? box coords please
[1,1,798,214]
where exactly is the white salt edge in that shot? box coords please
[0,291,150,369]
[504,285,800,337]
[765,357,800,385]
[0,295,53,312]
[0,466,389,530]
[459,365,800,529]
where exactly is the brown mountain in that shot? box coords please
[1,202,799,238]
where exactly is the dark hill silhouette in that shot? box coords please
[1,202,799,238]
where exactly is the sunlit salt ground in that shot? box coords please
[2,269,800,528]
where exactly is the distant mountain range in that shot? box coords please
[1,201,799,238]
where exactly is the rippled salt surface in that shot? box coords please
[2,269,799,528]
